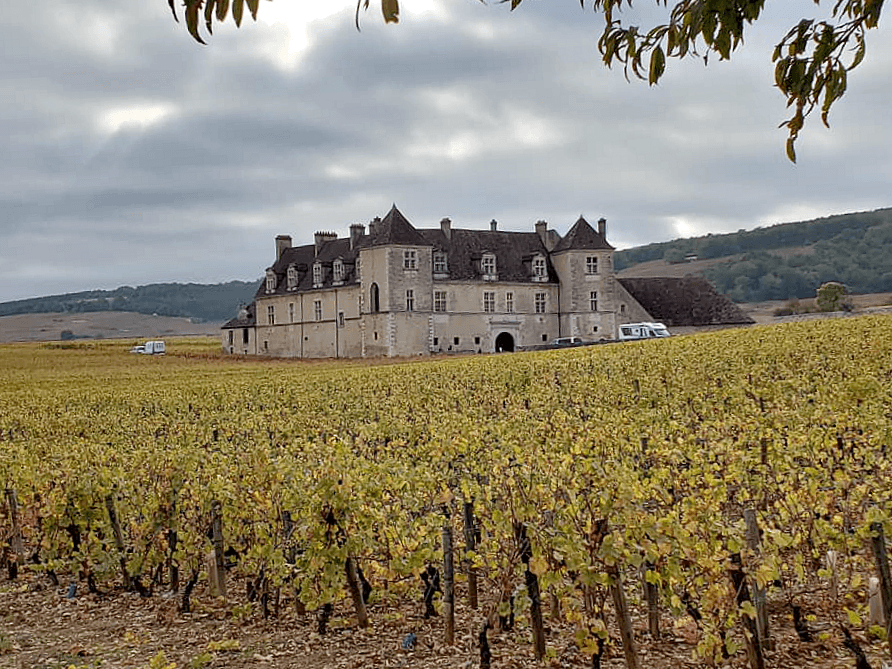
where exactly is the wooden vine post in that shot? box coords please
[443,520,455,646]
[515,522,546,661]
[608,564,640,669]
[463,500,478,610]
[643,562,660,639]
[345,556,370,628]
[869,522,892,659]
[210,500,226,598]
[728,553,765,669]
[105,493,132,591]
[744,509,771,650]
[5,489,25,579]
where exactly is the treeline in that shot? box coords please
[615,208,892,302]
[0,281,258,323]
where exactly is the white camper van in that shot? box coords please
[618,323,671,341]
[141,340,166,355]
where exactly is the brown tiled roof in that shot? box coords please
[552,217,614,253]
[618,277,754,327]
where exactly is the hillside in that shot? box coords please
[0,281,257,323]
[616,208,892,302]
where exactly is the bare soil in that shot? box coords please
[1,572,888,669]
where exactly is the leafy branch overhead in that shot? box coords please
[168,0,886,161]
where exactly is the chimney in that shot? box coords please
[440,217,452,240]
[275,235,292,260]
[535,219,548,245]
[369,216,381,238]
[598,217,607,239]
[314,231,337,256]
[350,223,365,250]
[490,219,498,232]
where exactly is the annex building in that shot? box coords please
[221,205,748,358]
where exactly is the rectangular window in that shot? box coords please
[333,260,344,283]
[228,330,234,345]
[533,256,546,279]
[535,292,547,314]
[267,305,275,325]
[313,263,323,287]
[620,303,626,314]
[314,300,322,321]
[505,292,514,313]
[434,290,447,312]
[433,252,447,274]
[590,291,598,312]
[404,249,417,270]
[289,302,295,322]
[483,291,495,313]
[433,337,439,346]
[481,254,496,277]
[453,336,460,346]
[338,312,345,328]
[474,336,481,345]
[586,256,598,275]
[406,289,415,311]
[242,328,249,344]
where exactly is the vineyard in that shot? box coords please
[2,318,892,669]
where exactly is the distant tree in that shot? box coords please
[60,330,76,341]
[167,0,886,159]
[663,248,686,264]
[815,281,848,312]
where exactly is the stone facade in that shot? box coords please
[222,206,655,358]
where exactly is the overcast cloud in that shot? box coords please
[1,0,890,303]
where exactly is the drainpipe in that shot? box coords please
[335,289,340,359]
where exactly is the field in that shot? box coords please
[2,320,892,669]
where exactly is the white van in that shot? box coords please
[141,340,166,355]
[618,323,670,341]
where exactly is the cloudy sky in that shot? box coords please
[2,1,890,303]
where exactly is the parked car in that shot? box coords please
[618,323,671,341]
[129,345,145,354]
[550,336,587,347]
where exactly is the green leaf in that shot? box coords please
[381,0,400,23]
[185,1,207,44]
[233,0,244,26]
[247,0,259,20]
[648,46,665,85]
[846,608,862,626]
[785,137,797,163]
[216,0,229,22]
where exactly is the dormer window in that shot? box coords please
[333,259,345,284]
[265,269,277,294]
[404,249,418,271]
[433,251,448,275]
[532,255,547,282]
[286,264,298,291]
[481,253,496,280]
[313,262,323,288]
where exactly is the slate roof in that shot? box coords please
[222,302,256,329]
[368,205,430,247]
[255,236,361,299]
[551,217,614,253]
[618,277,754,327]
[418,228,557,283]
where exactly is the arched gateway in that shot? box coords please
[495,332,515,353]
